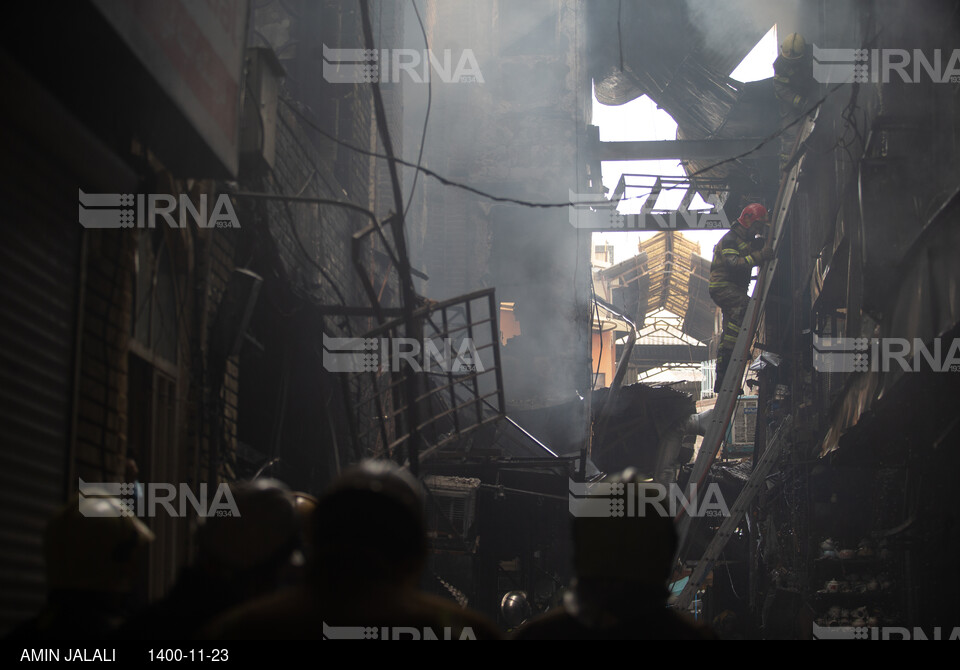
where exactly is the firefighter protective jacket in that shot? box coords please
[773,53,814,112]
[710,228,763,292]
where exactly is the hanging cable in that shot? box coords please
[403,0,431,223]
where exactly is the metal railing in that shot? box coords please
[341,288,506,466]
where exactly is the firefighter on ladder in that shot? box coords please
[774,32,815,171]
[709,204,774,393]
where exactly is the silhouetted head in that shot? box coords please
[196,478,300,585]
[571,469,677,595]
[312,460,426,588]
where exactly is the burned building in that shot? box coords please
[0,0,402,631]
[586,0,960,638]
[2,0,959,643]
[0,0,592,636]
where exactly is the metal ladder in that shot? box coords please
[671,112,818,592]
[673,416,792,609]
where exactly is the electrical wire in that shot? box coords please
[262,168,354,334]
[358,0,413,296]
[283,83,845,211]
[272,111,403,271]
[720,550,741,600]
[229,189,403,272]
[359,0,423,474]
[282,95,625,209]
[403,0,430,223]
[276,109,345,197]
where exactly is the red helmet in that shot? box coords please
[738,204,768,230]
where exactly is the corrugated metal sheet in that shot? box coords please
[683,254,716,343]
[587,0,765,106]
[820,188,960,458]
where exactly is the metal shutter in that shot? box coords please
[0,133,81,634]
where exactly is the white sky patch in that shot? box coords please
[731,25,778,82]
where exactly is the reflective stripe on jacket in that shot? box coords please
[710,228,760,291]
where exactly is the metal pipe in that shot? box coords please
[653,409,714,485]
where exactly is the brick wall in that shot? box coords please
[74,228,135,484]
